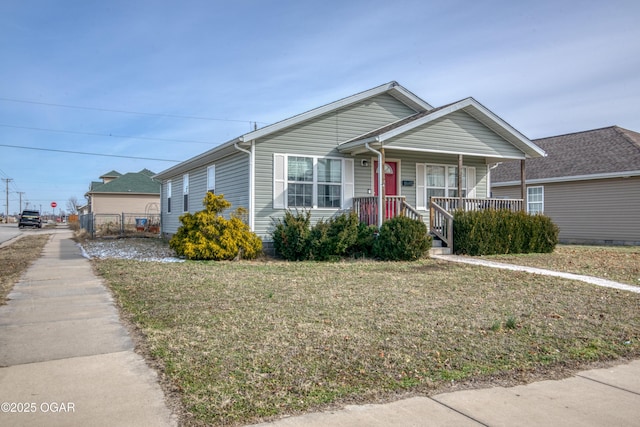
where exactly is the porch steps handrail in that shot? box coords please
[429,200,453,248]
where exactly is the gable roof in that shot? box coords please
[155,81,433,179]
[87,170,160,195]
[491,126,640,185]
[338,97,545,159]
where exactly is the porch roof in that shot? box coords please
[337,97,546,160]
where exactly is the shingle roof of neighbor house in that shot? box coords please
[491,126,640,184]
[87,169,160,194]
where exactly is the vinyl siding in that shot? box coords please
[160,153,249,235]
[492,177,640,244]
[92,194,160,214]
[253,93,417,237]
[385,111,525,159]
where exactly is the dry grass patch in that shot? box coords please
[486,245,640,285]
[95,258,640,426]
[0,234,51,304]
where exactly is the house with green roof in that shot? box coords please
[84,169,160,215]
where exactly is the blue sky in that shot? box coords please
[1,0,639,214]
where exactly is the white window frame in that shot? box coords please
[416,163,476,204]
[183,173,189,212]
[207,165,216,193]
[527,186,544,214]
[273,154,353,210]
[166,180,172,214]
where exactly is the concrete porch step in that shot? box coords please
[429,246,452,256]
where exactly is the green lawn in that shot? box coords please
[94,253,640,426]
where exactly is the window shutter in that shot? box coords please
[467,167,476,198]
[273,154,286,209]
[342,158,354,209]
[416,163,426,210]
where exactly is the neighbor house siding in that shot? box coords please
[385,111,525,159]
[493,177,640,244]
[91,194,159,215]
[253,93,417,238]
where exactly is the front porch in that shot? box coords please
[353,196,524,249]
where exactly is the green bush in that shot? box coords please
[308,211,360,261]
[373,216,432,261]
[271,210,312,261]
[453,209,558,256]
[169,193,263,260]
[347,222,378,258]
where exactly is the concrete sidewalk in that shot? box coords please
[252,360,640,426]
[0,229,176,427]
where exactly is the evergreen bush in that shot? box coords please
[453,209,558,255]
[169,193,263,260]
[271,210,312,261]
[373,216,431,261]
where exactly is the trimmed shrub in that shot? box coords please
[271,210,312,261]
[373,216,432,261]
[309,211,360,261]
[453,209,558,256]
[347,222,378,258]
[169,193,263,260]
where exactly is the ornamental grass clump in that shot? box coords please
[169,193,262,260]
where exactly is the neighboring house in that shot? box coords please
[491,126,640,245]
[84,169,161,215]
[155,81,545,249]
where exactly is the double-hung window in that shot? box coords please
[166,180,172,213]
[527,186,544,214]
[274,154,352,209]
[426,165,467,199]
[207,165,216,194]
[183,174,189,212]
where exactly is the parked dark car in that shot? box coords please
[19,210,42,229]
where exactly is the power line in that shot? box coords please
[0,123,217,145]
[0,143,181,162]
[0,96,268,125]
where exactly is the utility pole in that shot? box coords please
[17,191,25,213]
[2,178,12,223]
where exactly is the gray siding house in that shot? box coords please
[491,126,640,245]
[155,82,545,247]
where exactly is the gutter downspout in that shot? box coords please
[234,141,255,231]
[364,141,384,228]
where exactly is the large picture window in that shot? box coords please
[275,155,348,209]
[527,186,544,214]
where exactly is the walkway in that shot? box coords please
[431,254,640,293]
[0,229,176,427]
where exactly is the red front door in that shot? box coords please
[374,161,398,219]
[374,161,398,196]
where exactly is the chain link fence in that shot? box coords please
[79,213,161,238]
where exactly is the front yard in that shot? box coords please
[92,244,640,426]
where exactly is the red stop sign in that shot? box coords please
[51,202,57,208]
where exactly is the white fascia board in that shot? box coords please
[154,137,242,179]
[385,145,526,160]
[239,82,400,142]
[388,84,433,111]
[492,170,640,186]
[378,98,546,159]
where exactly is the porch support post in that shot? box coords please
[365,142,384,228]
[380,147,386,219]
[458,154,463,210]
[520,159,526,212]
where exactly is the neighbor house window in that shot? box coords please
[183,174,189,212]
[167,180,172,213]
[207,165,216,193]
[527,186,544,214]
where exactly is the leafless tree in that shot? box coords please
[66,196,80,214]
